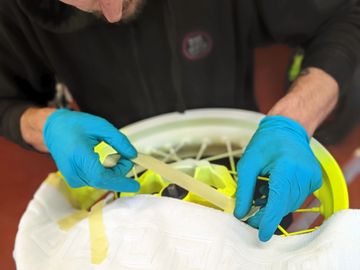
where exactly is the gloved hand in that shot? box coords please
[234,116,322,242]
[43,109,140,192]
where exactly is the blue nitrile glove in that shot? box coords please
[234,116,322,242]
[43,109,140,192]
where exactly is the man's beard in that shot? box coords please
[94,0,147,23]
[121,0,146,22]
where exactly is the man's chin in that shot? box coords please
[93,0,146,24]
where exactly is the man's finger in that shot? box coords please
[94,175,140,192]
[93,156,139,192]
[235,153,262,219]
[246,207,265,228]
[78,145,139,192]
[258,172,290,242]
[94,121,137,159]
[94,158,139,191]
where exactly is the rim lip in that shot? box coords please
[121,108,265,136]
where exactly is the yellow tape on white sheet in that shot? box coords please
[58,210,89,231]
[45,172,81,209]
[133,153,236,213]
[88,200,108,264]
[46,173,109,264]
[56,200,108,264]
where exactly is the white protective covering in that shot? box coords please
[15,177,360,270]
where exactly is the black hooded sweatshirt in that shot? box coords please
[0,0,359,147]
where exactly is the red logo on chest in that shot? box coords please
[182,31,213,61]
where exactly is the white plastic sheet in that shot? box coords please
[14,176,360,270]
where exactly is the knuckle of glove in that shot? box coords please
[310,162,323,192]
[299,154,323,192]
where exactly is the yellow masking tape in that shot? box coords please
[46,173,110,264]
[57,210,89,231]
[45,173,81,209]
[133,153,236,213]
[89,200,108,264]
[45,172,108,210]
[56,199,109,264]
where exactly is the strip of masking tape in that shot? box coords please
[133,153,236,213]
[57,210,89,231]
[45,172,81,209]
[56,199,109,264]
[89,200,108,264]
[103,152,257,220]
[45,167,109,263]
